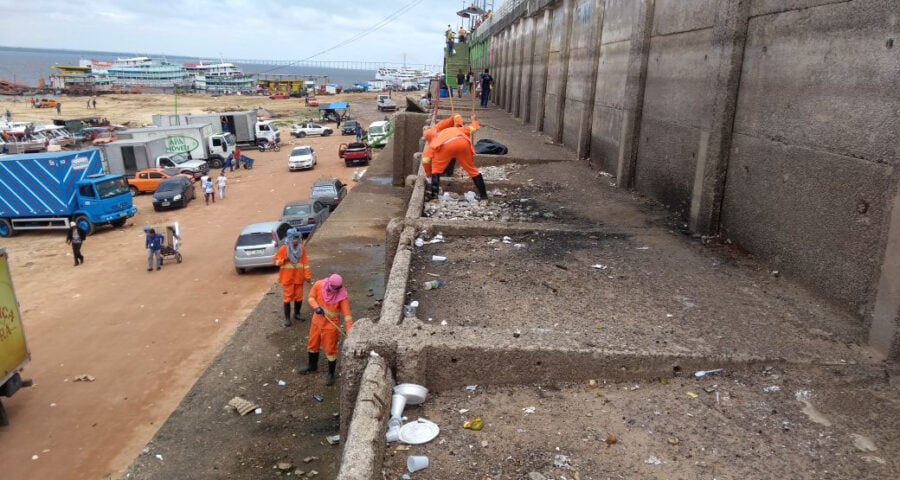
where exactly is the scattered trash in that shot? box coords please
[686,392,698,399]
[31,455,39,461]
[155,454,163,461]
[513,243,526,248]
[693,369,723,378]
[399,419,440,444]
[522,406,536,414]
[431,255,447,262]
[277,380,287,387]
[528,472,547,480]
[667,437,680,446]
[771,270,780,277]
[464,385,478,393]
[401,474,413,480]
[645,455,662,465]
[605,434,618,447]
[592,264,609,270]
[404,301,419,317]
[553,454,571,469]
[312,394,324,403]
[763,385,782,393]
[228,397,260,416]
[628,385,640,391]
[254,408,263,415]
[502,236,512,244]
[414,237,425,248]
[464,191,477,202]
[513,329,521,338]
[703,385,718,393]
[636,246,650,250]
[440,320,448,326]
[277,462,293,471]
[458,408,469,414]
[423,280,443,290]
[589,379,598,388]
[303,456,319,463]
[326,435,340,445]
[487,238,500,245]
[463,417,484,430]
[659,377,668,385]
[73,374,95,382]
[407,455,430,473]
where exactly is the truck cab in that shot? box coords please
[256,121,280,145]
[72,174,138,234]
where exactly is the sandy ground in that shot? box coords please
[0,93,372,479]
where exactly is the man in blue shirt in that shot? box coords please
[145,228,164,271]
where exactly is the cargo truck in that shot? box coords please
[103,137,211,177]
[0,149,138,237]
[152,111,280,149]
[115,123,234,169]
[0,247,32,426]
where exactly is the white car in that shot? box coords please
[288,146,317,171]
[290,122,333,138]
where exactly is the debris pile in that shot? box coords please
[478,164,520,181]
[424,194,543,222]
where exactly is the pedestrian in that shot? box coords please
[480,69,493,108]
[299,273,353,385]
[65,221,87,266]
[4,109,10,122]
[355,122,362,142]
[202,176,215,204]
[217,174,227,200]
[145,228,163,271]
[467,70,475,97]
[445,25,455,53]
[273,228,311,327]
[92,98,97,109]
[56,102,61,115]
[221,152,234,174]
[336,116,341,129]
[458,26,467,43]
[456,69,466,97]
[87,99,91,109]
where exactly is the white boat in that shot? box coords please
[184,62,255,93]
[106,57,188,89]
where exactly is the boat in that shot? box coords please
[183,62,255,93]
[1,122,47,154]
[106,57,188,89]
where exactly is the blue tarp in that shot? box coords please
[318,102,348,111]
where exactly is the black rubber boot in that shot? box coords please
[430,173,441,199]
[473,174,488,200]
[325,360,337,386]
[300,352,319,374]
[293,301,304,322]
[282,302,292,327]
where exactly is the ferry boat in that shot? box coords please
[106,57,188,89]
[184,62,255,93]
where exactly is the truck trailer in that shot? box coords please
[115,123,233,169]
[0,149,137,237]
[152,111,280,148]
[0,247,32,426]
[103,137,210,177]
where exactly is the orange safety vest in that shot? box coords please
[273,244,310,285]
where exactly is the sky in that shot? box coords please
[1,0,501,68]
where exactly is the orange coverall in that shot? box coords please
[273,244,310,303]
[429,119,481,178]
[307,280,353,360]
[421,114,464,176]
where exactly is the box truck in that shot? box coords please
[103,137,211,178]
[152,111,280,148]
[0,149,137,237]
[115,123,234,169]
[0,247,32,426]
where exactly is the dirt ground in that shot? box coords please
[0,93,377,479]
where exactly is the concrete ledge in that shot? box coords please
[410,218,611,236]
[381,226,415,326]
[337,354,392,480]
[475,153,570,166]
[404,174,426,221]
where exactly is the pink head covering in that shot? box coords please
[322,274,348,304]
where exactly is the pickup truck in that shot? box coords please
[291,122,333,138]
[127,168,195,196]
[376,95,397,112]
[339,142,371,167]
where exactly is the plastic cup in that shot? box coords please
[407,455,429,473]
[391,393,407,419]
[432,255,447,262]
[385,426,400,442]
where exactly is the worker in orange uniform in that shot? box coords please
[420,114,464,178]
[300,273,353,385]
[428,116,487,199]
[273,228,311,327]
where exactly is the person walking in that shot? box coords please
[87,99,91,109]
[445,25,455,54]
[479,69,493,108]
[220,152,234,174]
[5,109,11,122]
[56,102,61,115]
[202,176,216,204]
[273,228,311,327]
[65,221,87,266]
[300,274,353,385]
[92,98,97,109]
[458,26,467,43]
[145,228,163,271]
[355,122,362,142]
[467,70,476,97]
[456,69,466,97]
[217,174,227,200]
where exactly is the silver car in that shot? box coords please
[233,221,291,274]
[288,146,317,171]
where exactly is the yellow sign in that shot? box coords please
[0,250,29,382]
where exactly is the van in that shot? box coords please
[366,120,391,148]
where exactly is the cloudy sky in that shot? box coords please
[2,0,499,67]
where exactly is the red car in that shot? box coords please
[269,93,289,100]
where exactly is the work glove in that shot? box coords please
[315,307,325,315]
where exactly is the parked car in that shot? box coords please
[91,130,118,145]
[269,93,289,100]
[339,142,371,167]
[233,221,292,274]
[291,122,333,138]
[305,96,319,107]
[279,200,330,237]
[288,145,317,171]
[366,120,391,147]
[34,98,60,109]
[152,176,195,211]
[127,168,194,196]
[310,178,348,212]
[341,120,362,136]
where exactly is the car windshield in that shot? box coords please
[237,232,274,247]
[369,126,384,135]
[292,147,312,156]
[312,186,336,196]
[95,177,131,199]
[158,180,183,192]
[283,204,311,216]
[168,153,190,166]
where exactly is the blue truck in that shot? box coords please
[0,149,137,237]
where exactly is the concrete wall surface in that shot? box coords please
[480,0,900,355]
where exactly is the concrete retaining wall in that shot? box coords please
[477,0,900,357]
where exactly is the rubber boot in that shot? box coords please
[430,173,441,199]
[473,174,488,200]
[300,352,319,374]
[325,360,337,386]
[282,302,292,327]
[293,301,304,322]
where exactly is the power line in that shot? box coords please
[258,0,427,74]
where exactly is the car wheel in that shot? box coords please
[175,252,183,263]
[298,132,306,138]
[111,218,127,228]
[208,156,224,169]
[0,218,15,238]
[73,215,94,236]
[129,186,138,196]
[235,266,245,274]
[154,206,161,212]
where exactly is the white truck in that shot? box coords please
[290,122,333,138]
[102,137,211,178]
[152,111,280,149]
[376,95,397,112]
[115,123,235,169]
